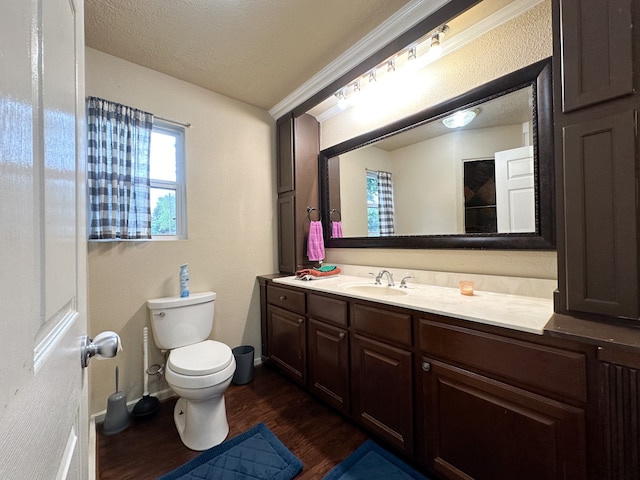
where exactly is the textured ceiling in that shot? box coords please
[84,0,412,111]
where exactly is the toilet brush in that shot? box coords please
[133,327,161,418]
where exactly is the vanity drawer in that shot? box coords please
[352,303,412,346]
[267,285,305,315]
[418,318,587,402]
[308,293,348,326]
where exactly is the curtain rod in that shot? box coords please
[155,115,191,128]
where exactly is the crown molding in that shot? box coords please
[268,0,542,120]
[268,0,449,120]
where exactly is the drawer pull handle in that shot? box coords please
[422,362,431,372]
[279,295,287,300]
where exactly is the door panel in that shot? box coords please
[0,0,88,478]
[495,146,535,233]
[559,0,633,112]
[423,359,586,480]
[563,111,638,318]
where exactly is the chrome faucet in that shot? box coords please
[377,270,395,286]
[399,275,414,288]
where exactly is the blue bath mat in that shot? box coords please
[323,440,429,480]
[157,423,303,480]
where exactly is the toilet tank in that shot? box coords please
[147,291,216,350]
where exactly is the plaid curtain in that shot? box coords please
[86,97,154,240]
[377,171,395,236]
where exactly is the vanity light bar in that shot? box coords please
[333,24,449,107]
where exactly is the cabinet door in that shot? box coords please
[351,333,413,454]
[563,111,638,318]
[422,358,586,480]
[277,114,294,193]
[277,192,296,274]
[267,305,306,384]
[558,0,633,112]
[308,319,349,413]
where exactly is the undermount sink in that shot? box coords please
[342,284,409,297]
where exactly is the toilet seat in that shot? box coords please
[169,340,233,376]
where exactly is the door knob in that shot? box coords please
[81,331,122,368]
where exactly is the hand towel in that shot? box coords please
[307,220,325,261]
[295,266,341,279]
[331,221,343,238]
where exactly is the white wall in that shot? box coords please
[85,48,276,415]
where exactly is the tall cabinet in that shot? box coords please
[552,2,640,479]
[276,113,320,273]
[553,0,638,320]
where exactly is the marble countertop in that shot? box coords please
[273,274,553,335]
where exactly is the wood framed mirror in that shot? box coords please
[319,57,554,249]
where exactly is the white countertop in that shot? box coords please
[273,274,553,335]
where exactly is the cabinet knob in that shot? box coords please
[279,295,287,300]
[422,362,431,372]
[298,318,304,324]
[338,332,345,339]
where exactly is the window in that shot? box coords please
[149,121,186,239]
[366,170,380,236]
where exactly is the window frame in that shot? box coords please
[366,170,380,237]
[150,120,187,240]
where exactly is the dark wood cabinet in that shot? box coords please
[551,3,640,478]
[562,111,638,318]
[419,316,588,479]
[349,302,414,454]
[554,0,639,320]
[307,293,349,413]
[307,318,349,413]
[351,333,413,454]
[421,358,586,480]
[258,279,593,478]
[275,113,320,274]
[266,282,307,384]
[267,305,306,384]
[557,0,633,113]
[596,347,640,480]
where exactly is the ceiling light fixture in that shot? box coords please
[442,108,479,128]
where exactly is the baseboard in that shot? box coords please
[88,417,96,480]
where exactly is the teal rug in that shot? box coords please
[323,440,429,480]
[157,423,303,480]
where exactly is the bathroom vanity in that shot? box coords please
[258,274,596,479]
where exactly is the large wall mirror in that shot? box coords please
[319,58,554,249]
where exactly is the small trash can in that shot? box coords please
[232,345,255,385]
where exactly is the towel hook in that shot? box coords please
[306,206,321,221]
[330,209,342,221]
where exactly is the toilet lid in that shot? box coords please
[168,340,233,376]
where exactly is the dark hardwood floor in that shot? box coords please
[97,364,369,479]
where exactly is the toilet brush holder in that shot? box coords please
[103,391,130,435]
[103,366,131,435]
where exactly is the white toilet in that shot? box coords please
[147,291,236,451]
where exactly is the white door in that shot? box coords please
[0,0,88,479]
[495,146,535,233]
